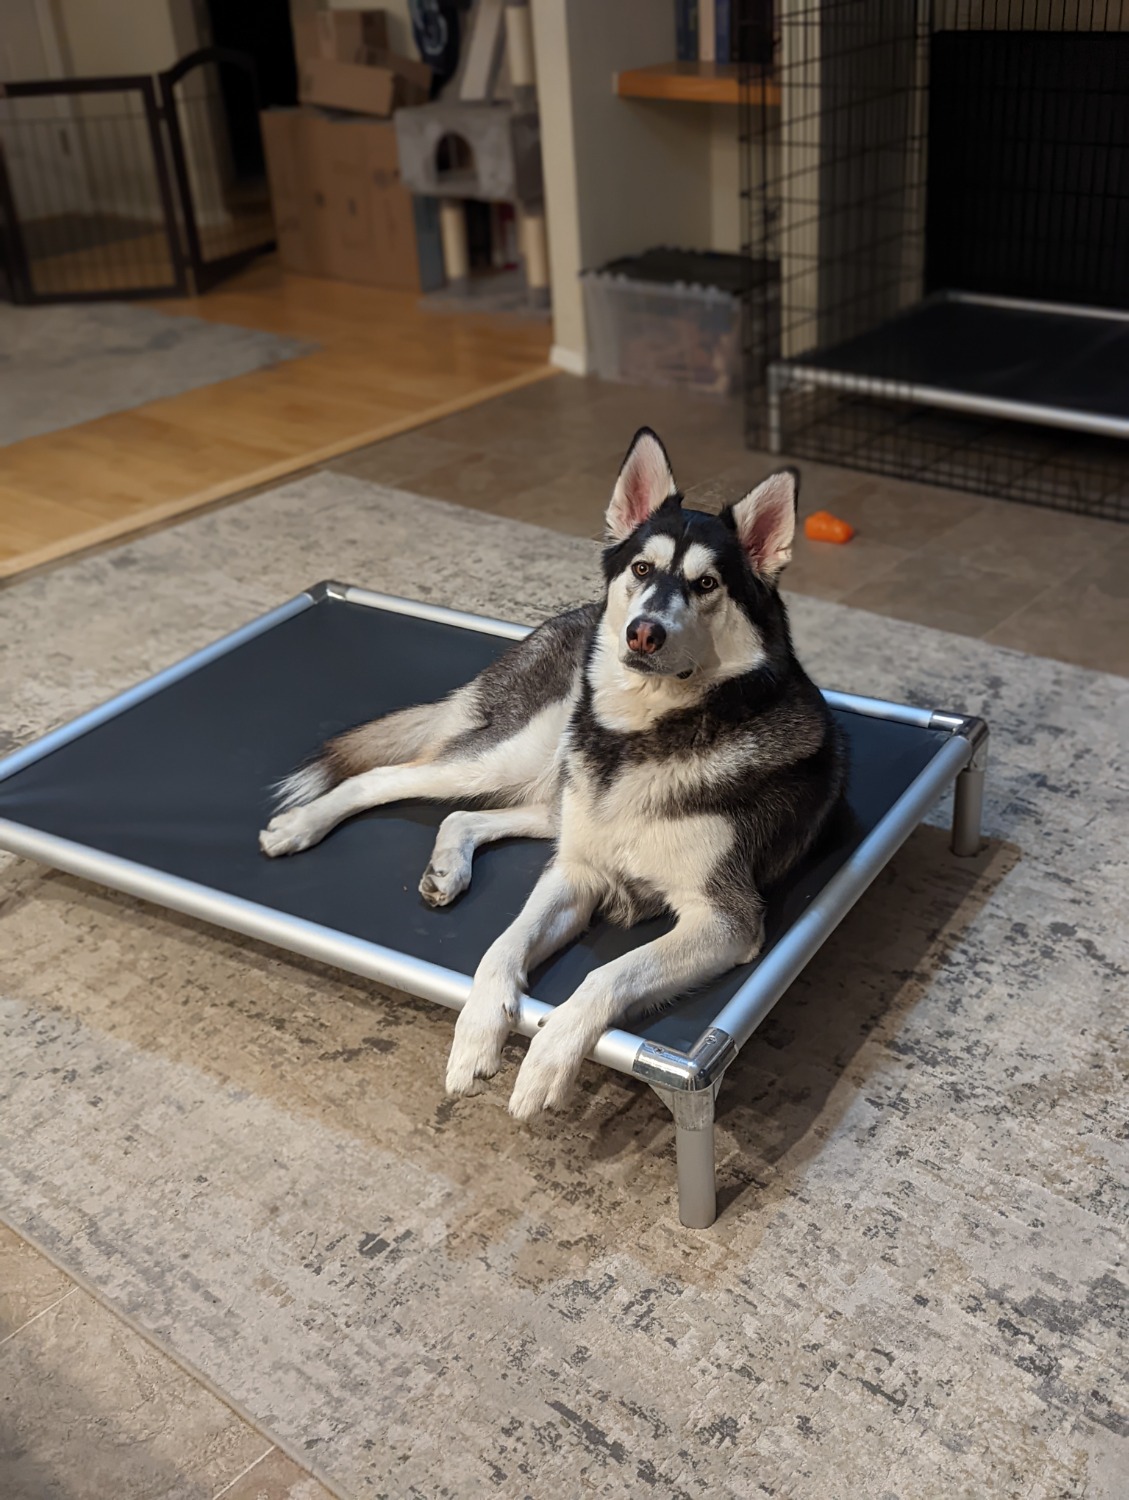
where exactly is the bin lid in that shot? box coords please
[592,248,776,295]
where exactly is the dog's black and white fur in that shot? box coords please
[260,429,846,1118]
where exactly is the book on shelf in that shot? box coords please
[699,0,715,61]
[715,0,732,64]
[675,0,698,62]
[674,1,774,70]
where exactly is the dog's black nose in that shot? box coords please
[626,617,666,654]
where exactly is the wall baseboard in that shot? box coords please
[550,343,588,377]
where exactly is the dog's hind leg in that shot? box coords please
[274,693,474,811]
[260,757,491,857]
[507,902,758,1121]
[261,699,568,857]
[445,860,601,1096]
[419,804,558,908]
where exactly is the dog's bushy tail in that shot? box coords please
[273,696,464,811]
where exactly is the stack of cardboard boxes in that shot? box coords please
[261,4,434,290]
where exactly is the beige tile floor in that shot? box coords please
[0,1225,334,1499]
[4,371,1127,1499]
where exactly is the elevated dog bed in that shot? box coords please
[0,584,988,1227]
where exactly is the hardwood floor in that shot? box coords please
[0,258,553,580]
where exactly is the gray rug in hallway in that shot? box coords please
[0,302,315,447]
[1,472,1126,1499]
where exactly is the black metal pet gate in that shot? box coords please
[0,49,274,304]
[738,1,1129,522]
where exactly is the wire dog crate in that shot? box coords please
[738,1,1129,523]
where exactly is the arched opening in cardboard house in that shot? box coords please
[435,132,475,185]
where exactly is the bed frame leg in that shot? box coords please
[934,715,988,857]
[952,721,989,857]
[951,763,985,856]
[651,1083,719,1229]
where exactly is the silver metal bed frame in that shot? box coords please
[0,583,989,1228]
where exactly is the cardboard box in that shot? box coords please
[317,9,389,62]
[290,4,389,68]
[261,107,422,292]
[260,108,321,276]
[298,54,430,118]
[308,111,411,286]
[289,0,323,71]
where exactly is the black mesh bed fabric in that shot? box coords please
[0,596,953,1053]
[789,297,1129,427]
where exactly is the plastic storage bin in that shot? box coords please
[581,249,776,397]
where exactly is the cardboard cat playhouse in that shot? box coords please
[393,0,548,306]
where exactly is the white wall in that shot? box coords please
[530,0,584,363]
[0,0,94,219]
[532,0,718,370]
[52,0,233,227]
[53,0,182,75]
[567,4,713,270]
[708,106,741,253]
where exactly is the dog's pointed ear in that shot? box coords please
[723,468,799,582]
[606,428,680,542]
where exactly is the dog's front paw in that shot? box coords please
[507,1018,589,1122]
[444,1024,501,1096]
[418,852,472,908]
[259,807,322,857]
[445,986,518,1096]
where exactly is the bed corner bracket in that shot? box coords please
[633,1026,737,1093]
[930,710,989,761]
[305,580,351,603]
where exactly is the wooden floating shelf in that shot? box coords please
[614,61,779,107]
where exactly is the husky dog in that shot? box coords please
[260,429,846,1119]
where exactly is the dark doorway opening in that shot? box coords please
[202,0,297,182]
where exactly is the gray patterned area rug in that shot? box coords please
[0,302,315,447]
[1,473,1126,1499]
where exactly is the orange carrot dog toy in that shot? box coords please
[804,510,855,543]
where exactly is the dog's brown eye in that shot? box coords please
[697,575,719,593]
[632,560,652,579]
